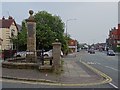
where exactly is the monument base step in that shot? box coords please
[38,65,53,70]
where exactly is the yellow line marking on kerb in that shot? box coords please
[1,61,112,86]
[80,61,112,84]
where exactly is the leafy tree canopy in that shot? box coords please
[34,11,67,52]
[12,11,68,53]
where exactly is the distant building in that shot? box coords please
[68,39,77,53]
[0,16,18,50]
[107,24,120,51]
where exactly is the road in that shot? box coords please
[79,50,119,89]
[1,50,119,89]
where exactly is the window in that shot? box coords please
[11,29,15,37]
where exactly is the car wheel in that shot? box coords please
[16,55,21,57]
[44,54,49,58]
[61,55,63,58]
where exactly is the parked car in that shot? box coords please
[14,50,64,58]
[107,50,115,56]
[87,49,91,53]
[89,49,95,54]
[14,51,34,57]
[43,49,63,57]
[43,50,53,57]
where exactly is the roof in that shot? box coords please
[0,16,18,30]
[110,24,120,35]
[0,19,15,28]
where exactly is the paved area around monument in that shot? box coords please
[1,53,106,86]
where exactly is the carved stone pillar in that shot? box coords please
[52,39,61,72]
[26,10,36,62]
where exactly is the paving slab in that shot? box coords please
[2,53,103,85]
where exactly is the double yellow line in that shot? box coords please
[80,61,112,84]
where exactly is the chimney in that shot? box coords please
[118,24,120,28]
[113,27,116,30]
[2,16,5,20]
[8,16,13,19]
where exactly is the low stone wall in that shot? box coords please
[2,57,54,70]
[2,62,38,69]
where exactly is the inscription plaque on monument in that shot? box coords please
[27,23,34,37]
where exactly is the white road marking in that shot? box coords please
[109,83,118,88]
[95,62,101,65]
[87,62,96,65]
[86,61,100,65]
[105,66,118,71]
[88,61,118,89]
[91,61,118,72]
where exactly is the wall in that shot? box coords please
[1,22,18,50]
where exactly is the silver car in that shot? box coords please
[43,49,63,57]
[107,50,115,56]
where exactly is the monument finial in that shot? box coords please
[55,39,59,42]
[29,10,34,16]
[27,10,35,21]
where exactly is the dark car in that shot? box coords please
[107,50,115,56]
[89,49,95,54]
[87,49,91,53]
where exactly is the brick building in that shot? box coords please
[106,24,120,51]
[68,39,77,53]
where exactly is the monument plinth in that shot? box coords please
[52,39,61,72]
[26,10,36,62]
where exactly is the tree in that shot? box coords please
[17,21,27,51]
[36,25,56,50]
[12,11,68,53]
[34,11,68,52]
[11,20,27,51]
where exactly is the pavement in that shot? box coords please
[1,52,112,86]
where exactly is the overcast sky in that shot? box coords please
[1,2,118,44]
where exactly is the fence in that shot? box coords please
[36,50,52,65]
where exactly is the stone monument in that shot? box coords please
[26,10,36,62]
[52,39,61,72]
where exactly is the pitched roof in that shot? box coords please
[0,16,18,30]
[0,19,15,28]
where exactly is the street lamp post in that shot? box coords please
[66,19,77,37]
